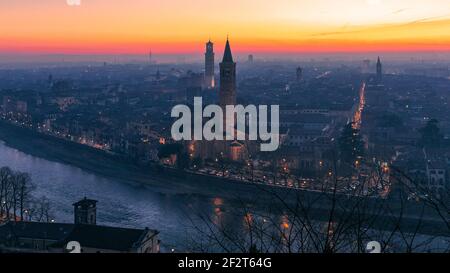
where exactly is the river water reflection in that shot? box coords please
[0,140,242,251]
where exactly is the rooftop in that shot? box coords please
[0,221,158,252]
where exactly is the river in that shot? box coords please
[0,140,237,251]
[1,139,448,253]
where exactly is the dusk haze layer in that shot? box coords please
[1,0,449,54]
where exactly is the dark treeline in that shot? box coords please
[0,166,52,223]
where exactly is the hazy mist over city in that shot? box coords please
[1,51,450,66]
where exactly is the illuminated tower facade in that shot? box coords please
[219,38,236,108]
[376,56,382,83]
[205,40,215,88]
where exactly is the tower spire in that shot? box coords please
[222,38,233,62]
[376,56,382,83]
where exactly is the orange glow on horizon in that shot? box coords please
[0,0,449,54]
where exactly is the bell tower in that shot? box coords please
[219,38,236,108]
[376,56,382,84]
[205,40,215,88]
[73,197,97,225]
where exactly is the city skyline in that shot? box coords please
[0,0,449,259]
[0,0,449,55]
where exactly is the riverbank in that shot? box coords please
[0,121,288,201]
[0,121,449,237]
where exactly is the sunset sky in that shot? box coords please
[0,0,449,54]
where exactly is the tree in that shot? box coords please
[28,196,53,223]
[176,152,190,170]
[192,157,203,169]
[419,119,443,148]
[185,161,449,253]
[157,143,183,159]
[338,122,364,165]
[0,167,37,222]
[377,113,403,128]
[157,143,191,170]
[15,172,35,221]
[0,167,13,220]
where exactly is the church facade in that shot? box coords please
[189,38,257,162]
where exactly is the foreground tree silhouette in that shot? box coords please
[184,159,449,253]
[0,166,52,223]
[338,122,364,165]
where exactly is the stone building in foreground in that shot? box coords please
[0,198,160,253]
